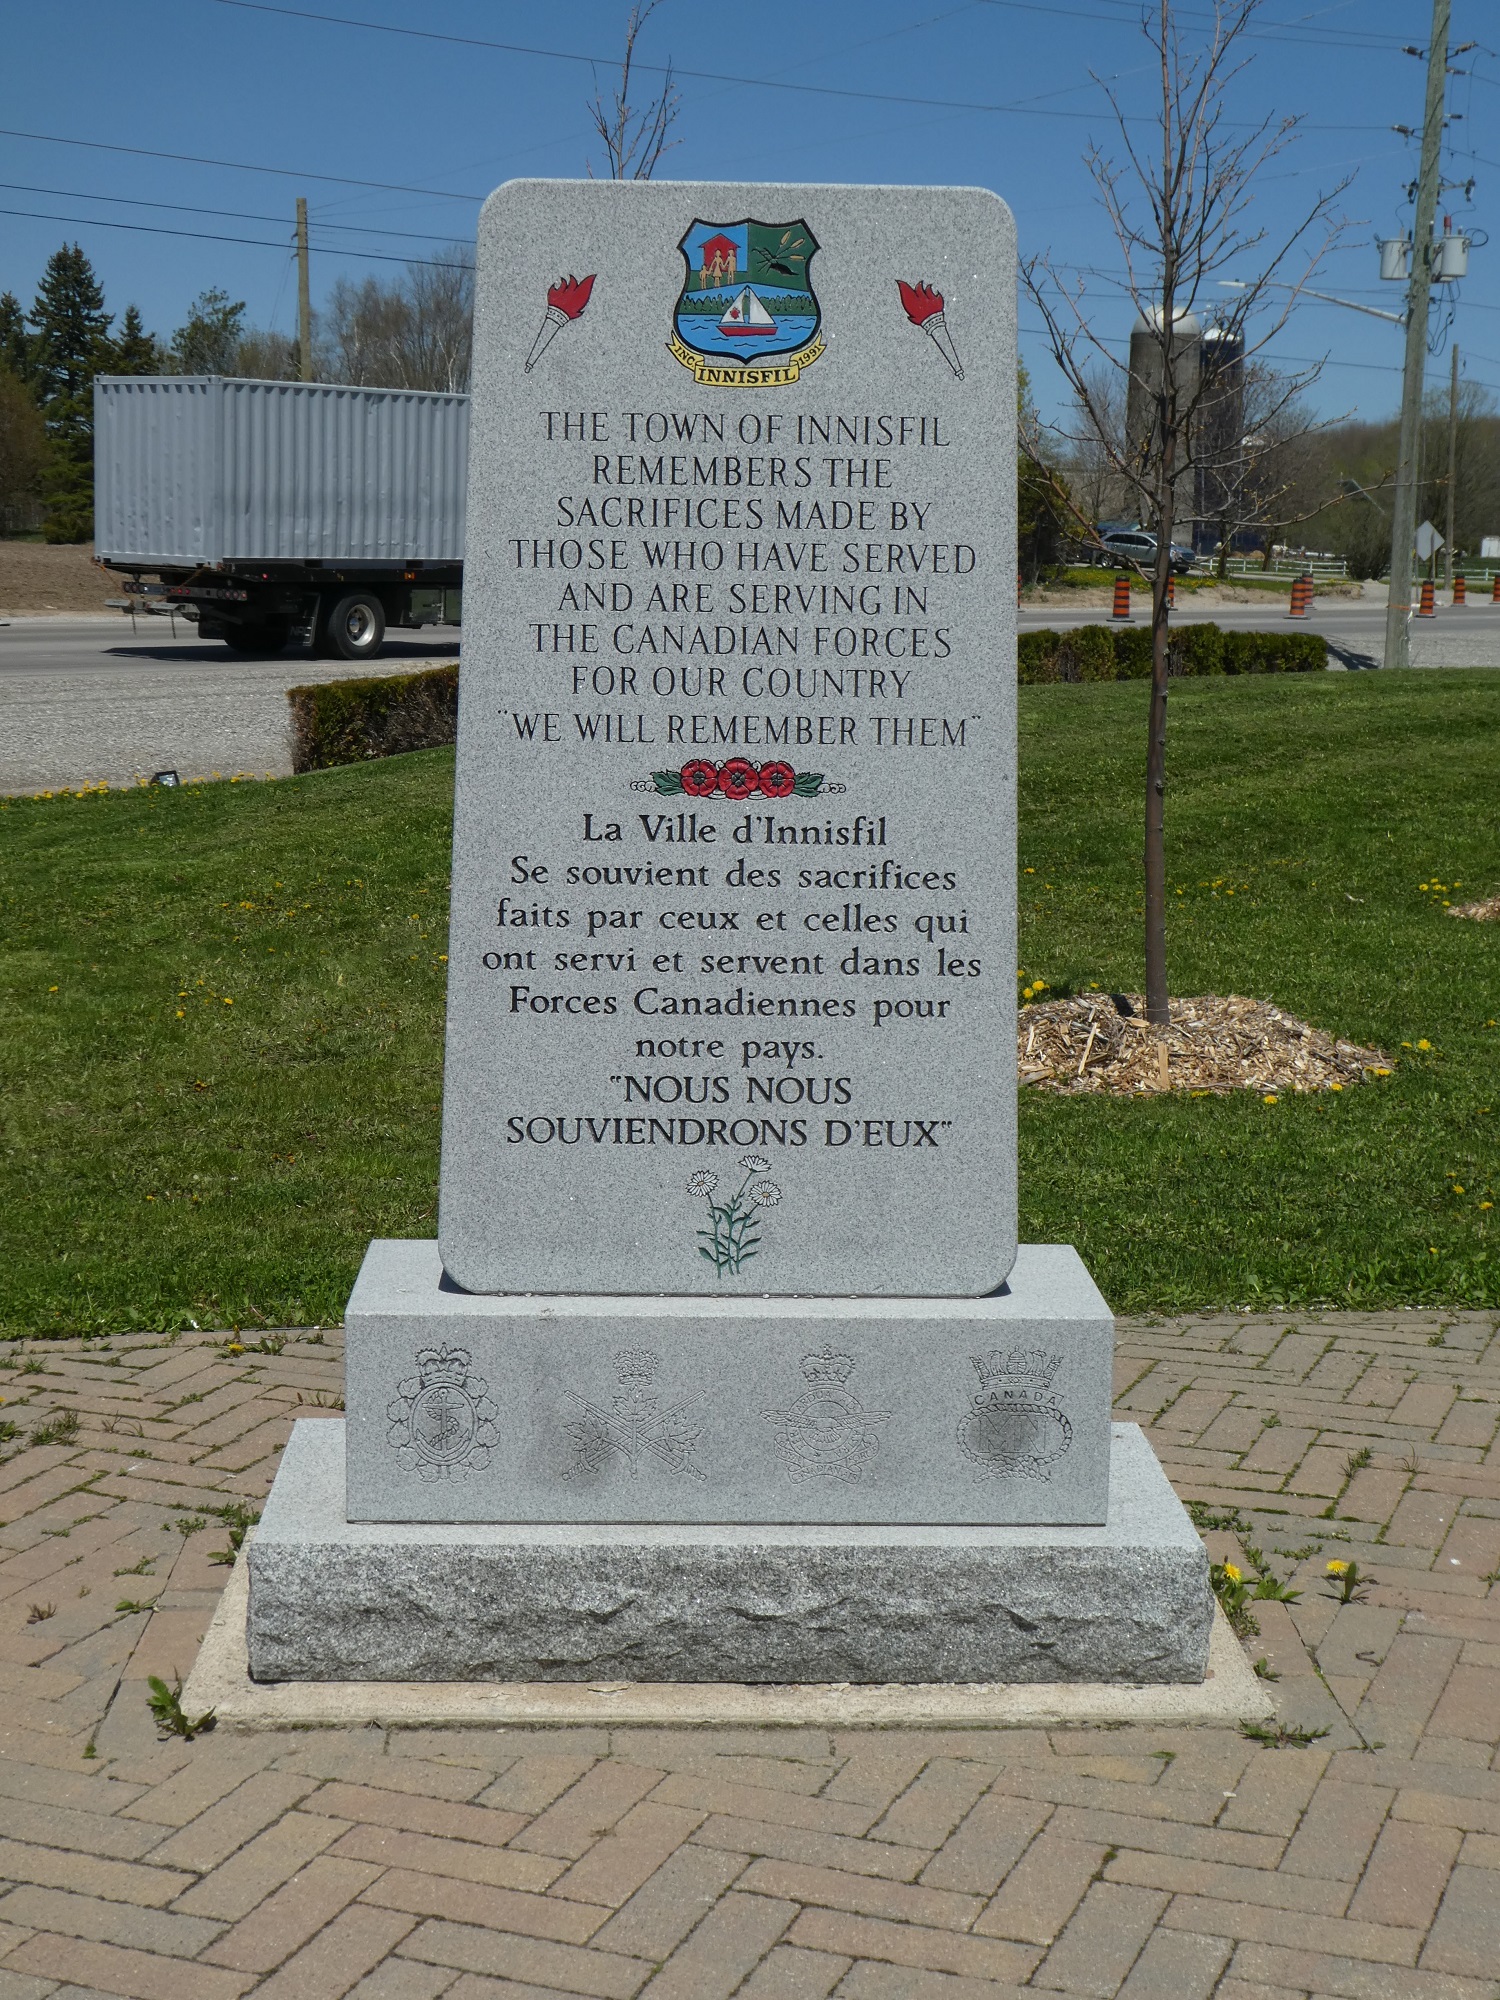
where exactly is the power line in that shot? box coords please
[0,204,471,268]
[0,180,464,243]
[0,125,482,202]
[980,0,1416,51]
[205,0,1396,132]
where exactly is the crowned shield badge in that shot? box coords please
[956,1348,1074,1482]
[765,1346,890,1485]
[387,1345,499,1481]
[669,219,824,386]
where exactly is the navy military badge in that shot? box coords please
[956,1347,1073,1481]
[386,1344,499,1481]
[669,219,824,386]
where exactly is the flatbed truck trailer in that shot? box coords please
[93,374,468,660]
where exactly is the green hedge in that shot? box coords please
[288,664,458,773]
[1017,623,1325,684]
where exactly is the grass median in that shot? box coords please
[1,669,1496,1334]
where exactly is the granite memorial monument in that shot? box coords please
[247,179,1214,1687]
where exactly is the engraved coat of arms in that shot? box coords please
[765,1346,890,1484]
[387,1345,499,1480]
[956,1347,1073,1481]
[564,1348,706,1481]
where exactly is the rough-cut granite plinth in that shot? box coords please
[344,1240,1113,1527]
[247,1419,1212,1686]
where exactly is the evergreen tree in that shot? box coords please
[29,244,111,406]
[109,303,164,375]
[0,292,32,386]
[170,288,246,374]
[28,243,112,542]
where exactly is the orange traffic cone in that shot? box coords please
[1111,574,1131,620]
[1417,578,1436,617]
[1287,573,1312,618]
[1492,573,1500,604]
[1453,573,1467,605]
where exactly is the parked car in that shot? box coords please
[1094,529,1195,575]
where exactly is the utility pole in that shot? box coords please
[1445,341,1459,594]
[1384,0,1449,671]
[296,196,312,382]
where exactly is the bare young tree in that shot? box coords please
[1022,0,1348,1025]
[587,1,680,180]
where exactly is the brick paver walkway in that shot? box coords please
[1,1310,1497,2000]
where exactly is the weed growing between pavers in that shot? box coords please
[146,1672,215,1741]
[1,671,1497,1332]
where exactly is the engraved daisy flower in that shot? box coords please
[686,1170,718,1197]
[753,1181,782,1207]
[740,1154,770,1173]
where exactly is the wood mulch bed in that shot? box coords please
[1017,992,1389,1096]
[1448,896,1500,922]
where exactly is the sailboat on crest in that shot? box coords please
[718,287,776,337]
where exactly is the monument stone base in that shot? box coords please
[246,1420,1212,1686]
[344,1240,1114,1527]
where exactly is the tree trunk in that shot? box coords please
[1144,416,1174,1027]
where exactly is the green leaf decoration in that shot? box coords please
[652,771,685,794]
[791,772,825,796]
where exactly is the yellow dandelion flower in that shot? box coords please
[1481,1201,1493,1211]
[1263,1094,1277,1104]
[1453,1185,1464,1195]
[1417,1039,1431,1051]
[1326,1560,1348,1575]
[1222,1563,1242,1583]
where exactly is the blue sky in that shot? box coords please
[4,0,1498,427]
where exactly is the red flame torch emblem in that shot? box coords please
[525,274,597,373]
[897,279,963,380]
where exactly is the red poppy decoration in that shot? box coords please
[650,759,826,798]
[717,757,761,801]
[679,758,719,797]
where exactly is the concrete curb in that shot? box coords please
[186,1548,1274,1731]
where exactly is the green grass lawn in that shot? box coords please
[2,670,1496,1335]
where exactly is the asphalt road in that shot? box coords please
[0,615,459,795]
[3,599,1497,795]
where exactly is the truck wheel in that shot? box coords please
[223,617,291,656]
[320,593,386,661]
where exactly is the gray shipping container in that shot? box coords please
[94,374,470,565]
